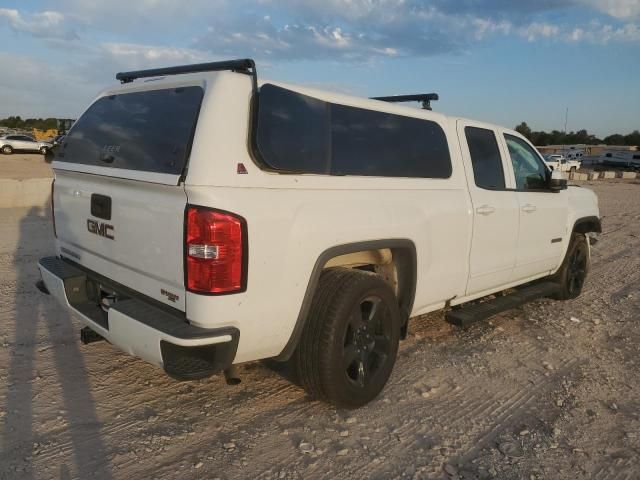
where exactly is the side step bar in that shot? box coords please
[445,281,560,327]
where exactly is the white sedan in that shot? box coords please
[0,134,52,155]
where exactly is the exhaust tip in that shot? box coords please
[80,326,104,345]
[35,280,50,295]
[224,365,241,385]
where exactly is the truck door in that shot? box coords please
[457,121,519,296]
[500,133,569,281]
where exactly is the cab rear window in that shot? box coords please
[56,86,203,175]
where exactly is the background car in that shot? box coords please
[0,134,52,155]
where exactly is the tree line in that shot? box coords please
[0,116,59,131]
[515,122,640,146]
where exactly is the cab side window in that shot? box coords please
[504,134,548,190]
[465,126,505,189]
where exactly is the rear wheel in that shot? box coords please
[294,268,401,408]
[1,145,12,155]
[552,233,589,300]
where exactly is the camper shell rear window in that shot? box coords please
[56,86,204,175]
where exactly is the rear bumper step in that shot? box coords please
[446,281,560,327]
[38,256,239,379]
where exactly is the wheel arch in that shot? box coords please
[572,215,601,234]
[274,239,417,361]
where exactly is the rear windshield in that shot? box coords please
[56,86,204,175]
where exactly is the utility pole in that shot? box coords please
[563,107,568,155]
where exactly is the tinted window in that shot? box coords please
[57,86,204,175]
[464,126,505,189]
[504,134,548,190]
[331,104,451,178]
[255,84,451,178]
[255,84,329,174]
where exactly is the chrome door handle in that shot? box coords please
[476,205,495,215]
[522,204,537,213]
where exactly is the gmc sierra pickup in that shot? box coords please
[38,59,600,408]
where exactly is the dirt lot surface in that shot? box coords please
[0,154,53,179]
[0,181,638,480]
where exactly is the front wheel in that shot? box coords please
[1,145,13,155]
[552,233,589,300]
[294,268,401,408]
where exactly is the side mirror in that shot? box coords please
[549,169,567,191]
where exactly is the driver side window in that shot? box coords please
[504,134,548,190]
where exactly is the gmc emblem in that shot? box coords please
[87,219,114,240]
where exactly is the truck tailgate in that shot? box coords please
[54,171,187,311]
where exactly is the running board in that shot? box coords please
[445,281,560,327]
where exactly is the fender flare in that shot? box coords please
[274,239,417,361]
[572,215,601,234]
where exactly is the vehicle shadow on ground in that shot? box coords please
[1,206,112,479]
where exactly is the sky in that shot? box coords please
[0,0,638,137]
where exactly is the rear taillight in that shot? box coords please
[51,179,57,238]
[185,206,247,294]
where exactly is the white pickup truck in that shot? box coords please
[38,59,601,408]
[544,153,582,173]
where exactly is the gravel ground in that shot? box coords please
[0,181,638,480]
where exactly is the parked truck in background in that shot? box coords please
[544,153,582,173]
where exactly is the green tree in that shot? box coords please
[624,130,640,146]
[515,122,532,140]
[603,134,625,145]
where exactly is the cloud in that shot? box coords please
[518,22,562,41]
[515,18,640,42]
[193,6,521,61]
[0,52,97,118]
[101,43,210,68]
[0,8,79,40]
[3,2,638,63]
[582,0,640,19]
[191,1,639,60]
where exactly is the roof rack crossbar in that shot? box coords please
[116,58,257,91]
[371,93,439,111]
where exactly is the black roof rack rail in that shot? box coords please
[370,93,439,111]
[116,58,257,91]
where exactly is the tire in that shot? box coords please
[1,145,13,155]
[552,233,589,300]
[294,268,401,408]
[39,147,48,155]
